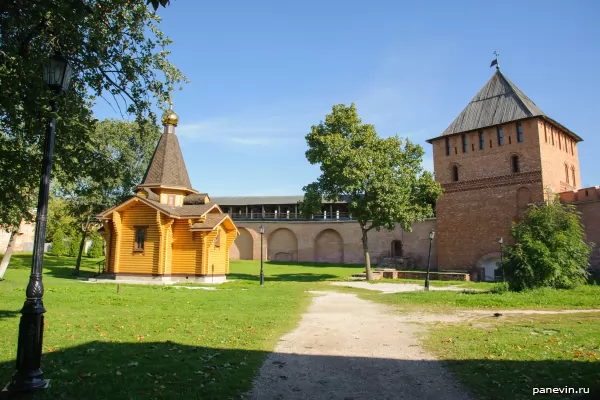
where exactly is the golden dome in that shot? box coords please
[161,99,179,126]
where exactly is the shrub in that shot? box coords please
[68,234,82,257]
[87,234,104,258]
[51,229,67,257]
[501,197,593,291]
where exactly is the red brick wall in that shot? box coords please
[537,119,581,193]
[559,187,600,270]
[431,117,546,270]
[432,118,542,185]
[435,179,544,270]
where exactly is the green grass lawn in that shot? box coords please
[371,278,496,289]
[1,253,599,399]
[0,254,333,399]
[357,285,600,311]
[424,313,600,399]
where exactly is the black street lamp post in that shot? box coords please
[424,230,435,290]
[259,225,265,286]
[498,237,505,282]
[6,54,72,392]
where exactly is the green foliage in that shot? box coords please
[68,234,83,258]
[87,234,105,258]
[302,103,442,278]
[147,0,172,10]
[304,103,442,233]
[297,183,323,218]
[47,196,77,241]
[0,0,187,228]
[501,198,593,291]
[51,229,67,257]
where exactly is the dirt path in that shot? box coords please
[245,291,474,400]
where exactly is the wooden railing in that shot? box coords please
[229,211,354,221]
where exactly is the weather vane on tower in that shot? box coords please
[490,51,500,70]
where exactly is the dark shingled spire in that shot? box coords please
[137,127,196,192]
[427,69,582,143]
[441,70,545,137]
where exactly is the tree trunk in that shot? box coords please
[361,228,373,281]
[73,221,89,276]
[0,224,21,280]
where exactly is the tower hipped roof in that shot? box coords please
[427,70,582,143]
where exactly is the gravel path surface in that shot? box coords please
[245,291,474,400]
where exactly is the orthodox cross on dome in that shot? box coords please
[490,51,500,70]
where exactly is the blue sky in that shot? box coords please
[95,0,600,195]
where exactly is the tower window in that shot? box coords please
[551,129,555,146]
[571,140,574,155]
[544,124,548,143]
[497,127,504,146]
[471,143,475,151]
[517,122,523,143]
[489,139,492,148]
[509,136,512,144]
[571,167,576,187]
[511,155,520,173]
[462,134,467,153]
[455,147,457,154]
[565,164,570,184]
[445,137,450,156]
[452,165,459,182]
[479,131,484,149]
[168,195,175,205]
[134,226,147,252]
[558,133,562,150]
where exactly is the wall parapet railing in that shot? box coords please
[229,211,354,221]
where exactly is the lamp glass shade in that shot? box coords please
[44,55,73,93]
[259,225,264,234]
[429,230,435,240]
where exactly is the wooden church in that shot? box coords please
[98,103,238,283]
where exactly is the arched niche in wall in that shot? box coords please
[314,229,344,263]
[234,227,254,260]
[268,228,298,261]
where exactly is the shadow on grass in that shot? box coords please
[5,253,99,280]
[0,341,597,400]
[0,310,20,321]
[228,273,340,283]
[264,261,363,268]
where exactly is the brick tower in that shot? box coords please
[427,67,583,280]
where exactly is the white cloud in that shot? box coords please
[175,114,311,147]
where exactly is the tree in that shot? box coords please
[0,0,185,274]
[55,119,161,275]
[87,233,104,258]
[303,104,442,280]
[0,224,22,280]
[297,183,323,219]
[501,196,593,291]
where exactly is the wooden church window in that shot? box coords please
[134,226,147,251]
[168,195,175,205]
